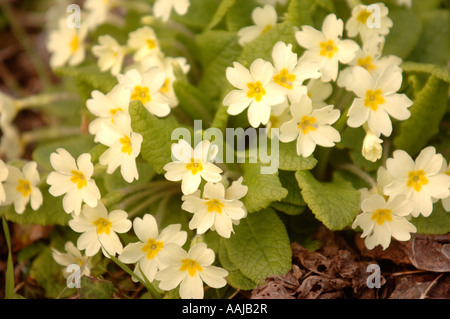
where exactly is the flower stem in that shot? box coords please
[337,163,377,189]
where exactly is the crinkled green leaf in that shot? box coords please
[383,8,422,59]
[287,0,316,27]
[241,161,288,213]
[129,101,191,174]
[278,141,318,171]
[196,30,242,99]
[411,201,450,235]
[408,10,449,66]
[238,20,297,67]
[32,135,96,172]
[54,65,117,102]
[79,276,114,299]
[295,170,360,231]
[223,208,292,284]
[394,75,449,156]
[401,61,450,83]
[173,80,215,122]
[219,238,257,290]
[171,0,217,31]
[29,247,73,299]
[271,201,305,215]
[226,0,258,32]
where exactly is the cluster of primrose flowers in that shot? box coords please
[0,0,448,299]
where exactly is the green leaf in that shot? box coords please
[129,101,191,174]
[196,30,242,99]
[29,247,73,299]
[238,20,297,67]
[218,238,257,290]
[32,135,96,172]
[223,208,292,284]
[2,185,71,226]
[79,276,114,299]
[54,65,117,102]
[241,161,288,213]
[271,201,305,215]
[286,0,316,27]
[173,80,215,122]
[278,141,318,171]
[411,201,450,235]
[2,217,14,299]
[408,10,449,66]
[401,61,450,83]
[295,170,361,230]
[383,8,422,59]
[206,0,236,31]
[171,0,217,31]
[394,75,449,156]
[226,0,258,32]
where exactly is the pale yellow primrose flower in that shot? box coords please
[155,242,228,299]
[164,139,222,195]
[52,241,92,278]
[47,17,88,68]
[119,214,187,282]
[3,162,43,214]
[92,34,126,76]
[271,41,321,103]
[296,13,359,82]
[223,58,286,128]
[153,0,190,22]
[127,26,161,62]
[47,148,101,216]
[181,180,247,238]
[69,201,132,257]
[352,193,416,250]
[279,95,341,158]
[237,5,278,46]
[345,3,393,42]
[86,84,131,136]
[362,130,383,162]
[117,67,171,118]
[384,146,450,217]
[346,65,412,137]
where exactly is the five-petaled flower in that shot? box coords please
[47,148,101,216]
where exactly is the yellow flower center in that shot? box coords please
[371,208,393,225]
[298,115,317,134]
[364,89,385,111]
[92,218,112,235]
[70,170,87,189]
[357,56,377,73]
[131,85,151,105]
[247,81,266,102]
[186,158,203,175]
[141,238,164,260]
[407,170,429,192]
[206,199,224,214]
[70,35,79,54]
[159,77,171,94]
[120,135,133,155]
[75,258,85,267]
[147,38,157,50]
[319,40,338,59]
[269,114,280,128]
[180,258,203,277]
[357,9,372,24]
[16,179,31,198]
[109,107,123,117]
[273,68,296,89]
[261,25,273,34]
